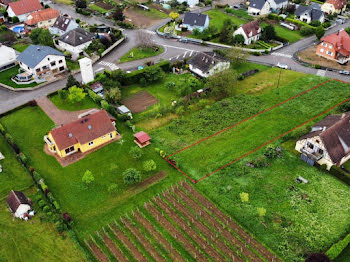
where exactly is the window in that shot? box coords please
[65,146,75,154]
[320,48,324,53]
[50,61,56,67]
[59,66,65,71]
[326,51,333,55]
[47,57,50,61]
[322,42,327,47]
[88,141,94,146]
[42,65,48,70]
[307,142,314,149]
[36,68,40,72]
[48,20,51,22]
[102,135,106,139]
[316,139,320,143]
[329,45,332,49]
[59,60,63,64]
[110,133,113,139]
[318,148,324,155]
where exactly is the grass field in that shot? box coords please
[12,43,30,53]
[89,4,109,14]
[49,93,97,111]
[0,105,184,240]
[261,22,303,43]
[204,9,247,30]
[119,46,164,63]
[0,66,40,89]
[0,135,85,261]
[336,245,350,262]
[135,7,168,19]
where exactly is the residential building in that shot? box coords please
[7,0,42,22]
[158,0,199,7]
[182,12,209,32]
[44,110,118,158]
[316,29,350,64]
[25,8,59,28]
[295,5,325,24]
[17,45,66,76]
[267,0,288,11]
[6,190,32,218]
[247,0,271,16]
[57,28,95,60]
[187,52,230,78]
[296,113,350,170]
[0,12,5,23]
[0,44,17,72]
[0,0,12,8]
[49,15,79,36]
[321,0,347,14]
[233,20,262,45]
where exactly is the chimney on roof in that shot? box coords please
[37,47,40,51]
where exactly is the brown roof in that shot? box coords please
[241,20,261,38]
[50,110,116,151]
[300,113,350,164]
[0,0,12,6]
[6,190,30,213]
[25,8,59,26]
[8,0,42,16]
[321,30,350,57]
[325,0,347,10]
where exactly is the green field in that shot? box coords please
[0,66,40,89]
[89,4,109,14]
[0,135,85,261]
[261,22,303,43]
[49,93,97,111]
[119,46,164,63]
[204,8,247,29]
[12,43,30,53]
[134,7,168,19]
[0,105,184,239]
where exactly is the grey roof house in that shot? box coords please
[248,0,271,15]
[17,45,66,76]
[187,52,230,78]
[182,12,209,32]
[295,5,325,23]
[49,15,79,36]
[267,0,288,10]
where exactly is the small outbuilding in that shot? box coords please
[134,131,151,148]
[117,105,133,119]
[6,190,32,219]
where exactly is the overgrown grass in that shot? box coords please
[134,7,168,19]
[12,43,29,52]
[0,105,184,240]
[49,93,98,111]
[336,245,350,262]
[119,46,164,63]
[0,66,40,88]
[89,4,109,14]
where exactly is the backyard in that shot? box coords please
[0,135,85,261]
[0,66,40,89]
[119,46,164,63]
[49,92,97,111]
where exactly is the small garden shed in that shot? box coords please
[134,131,151,148]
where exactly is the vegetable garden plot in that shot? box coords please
[164,79,350,182]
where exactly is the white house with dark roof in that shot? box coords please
[182,12,209,32]
[17,45,66,76]
[6,190,32,218]
[296,113,350,170]
[295,5,325,24]
[57,28,95,60]
[49,15,79,36]
[267,0,288,10]
[233,20,262,45]
[248,0,271,16]
[187,52,230,78]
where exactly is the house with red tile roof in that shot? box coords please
[44,110,118,158]
[316,29,350,64]
[296,112,350,170]
[233,20,262,45]
[7,0,42,22]
[321,0,347,14]
[25,8,59,28]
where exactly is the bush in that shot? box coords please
[251,155,269,168]
[38,200,46,208]
[5,133,14,145]
[40,181,49,193]
[53,201,60,210]
[47,192,55,203]
[43,205,51,213]
[300,26,315,36]
[326,233,350,259]
[56,221,67,233]
[130,146,143,159]
[116,21,134,29]
[286,18,315,29]
[143,159,157,172]
[100,100,109,111]
[0,123,5,134]
[12,143,20,154]
[322,21,331,28]
[18,152,28,165]
[107,183,118,194]
[123,168,141,185]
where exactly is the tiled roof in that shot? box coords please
[6,190,30,213]
[52,15,74,32]
[134,131,151,144]
[50,110,116,151]
[241,20,261,38]
[295,5,324,21]
[17,45,63,68]
[321,30,350,57]
[58,28,95,46]
[183,12,208,27]
[188,51,228,73]
[8,0,42,16]
[325,0,347,9]
[249,0,267,10]
[25,8,59,25]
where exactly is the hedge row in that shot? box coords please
[286,18,316,29]
[326,232,350,260]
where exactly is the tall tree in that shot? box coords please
[261,25,276,41]
[315,25,325,40]
[68,86,86,103]
[220,19,234,44]
[169,12,179,21]
[123,168,141,185]
[30,28,53,47]
[206,69,238,98]
[75,0,87,8]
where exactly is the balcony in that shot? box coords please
[301,146,323,161]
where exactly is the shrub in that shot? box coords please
[53,201,60,210]
[43,205,50,212]
[143,159,157,172]
[5,133,14,145]
[0,123,5,134]
[264,146,282,159]
[257,207,266,217]
[40,181,49,193]
[322,21,331,28]
[239,192,249,202]
[326,233,350,259]
[314,64,321,69]
[300,26,315,36]
[47,192,55,202]
[58,89,68,100]
[123,168,141,185]
[12,143,20,154]
[56,221,67,233]
[251,155,268,168]
[38,200,46,207]
[130,146,143,159]
[108,183,118,194]
[100,100,109,111]
[33,171,42,183]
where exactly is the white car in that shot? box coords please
[277,63,288,69]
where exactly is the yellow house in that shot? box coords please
[25,8,59,28]
[44,110,117,158]
[321,0,347,14]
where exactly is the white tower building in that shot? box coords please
[79,57,94,84]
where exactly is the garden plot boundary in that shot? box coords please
[164,79,350,183]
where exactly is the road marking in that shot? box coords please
[189,50,193,56]
[272,53,292,58]
[176,55,179,59]
[183,51,188,58]
[98,61,119,70]
[142,29,156,35]
[317,70,326,76]
[162,44,193,51]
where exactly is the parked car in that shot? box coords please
[339,70,350,75]
[277,63,288,69]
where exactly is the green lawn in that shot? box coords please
[49,93,98,111]
[66,59,80,71]
[0,66,40,89]
[135,7,168,19]
[0,135,85,262]
[0,105,184,240]
[12,43,30,53]
[261,22,303,43]
[119,46,164,63]
[89,4,109,14]
[204,8,247,30]
[231,62,270,75]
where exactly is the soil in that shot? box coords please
[95,1,114,10]
[87,241,109,262]
[134,212,185,262]
[298,46,350,71]
[123,219,166,262]
[122,90,158,113]
[181,182,281,262]
[124,7,162,28]
[133,171,167,192]
[102,234,128,262]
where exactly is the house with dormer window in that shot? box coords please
[295,113,350,170]
[247,0,270,16]
[233,20,262,45]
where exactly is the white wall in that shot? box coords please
[58,40,92,60]
[14,204,31,218]
[248,1,270,15]
[19,54,66,76]
[7,7,30,22]
[189,61,230,78]
[233,27,261,45]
